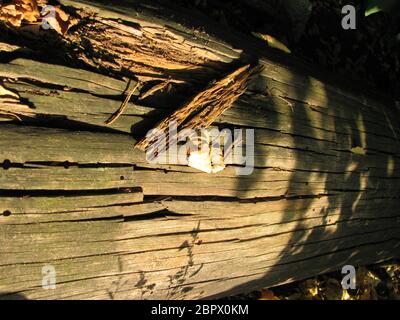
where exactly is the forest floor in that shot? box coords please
[166,0,399,100]
[227,260,400,300]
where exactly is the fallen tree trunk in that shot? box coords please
[0,0,400,300]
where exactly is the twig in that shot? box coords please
[105,81,141,125]
[139,79,171,100]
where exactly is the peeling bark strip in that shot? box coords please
[135,64,262,151]
[0,0,400,300]
[59,0,239,84]
[105,80,141,125]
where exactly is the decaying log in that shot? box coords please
[0,0,400,300]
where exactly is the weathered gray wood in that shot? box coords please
[0,59,130,96]
[2,63,400,163]
[0,0,400,300]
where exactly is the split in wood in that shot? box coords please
[105,79,173,125]
[0,83,24,121]
[138,79,172,101]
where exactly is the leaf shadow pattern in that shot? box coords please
[166,221,204,299]
[133,271,156,300]
[128,221,203,300]
[217,63,400,297]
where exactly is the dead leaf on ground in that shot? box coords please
[259,289,280,300]
[296,278,321,299]
[341,289,352,300]
[322,278,343,300]
[0,0,78,35]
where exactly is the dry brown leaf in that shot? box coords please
[308,285,319,297]
[0,0,40,27]
[36,0,47,6]
[0,0,77,35]
[259,289,280,300]
[296,278,321,299]
[17,0,40,22]
[0,5,24,27]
